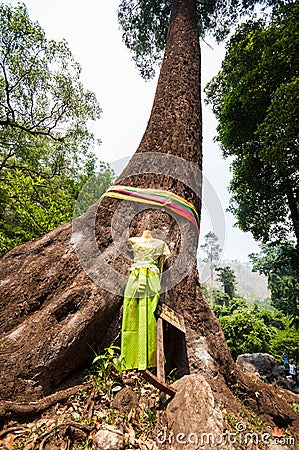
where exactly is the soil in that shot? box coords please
[0,368,298,450]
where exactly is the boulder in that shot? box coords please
[93,425,124,450]
[165,374,235,449]
[236,353,277,376]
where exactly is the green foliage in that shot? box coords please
[0,3,101,144]
[118,1,172,79]
[73,163,115,217]
[0,163,114,257]
[212,257,299,359]
[0,4,114,256]
[200,283,210,302]
[214,289,230,306]
[269,326,299,362]
[214,296,248,317]
[205,2,299,247]
[292,402,299,412]
[214,297,293,359]
[117,0,284,79]
[90,346,124,394]
[76,439,91,450]
[253,305,287,331]
[219,309,271,359]
[166,367,179,384]
[216,266,237,299]
[250,242,299,328]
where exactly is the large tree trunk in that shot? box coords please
[0,0,227,402]
[1,1,299,440]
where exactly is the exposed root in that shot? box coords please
[37,421,92,450]
[0,426,26,438]
[0,380,93,421]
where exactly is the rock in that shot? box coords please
[165,374,235,449]
[112,387,138,412]
[265,366,299,393]
[93,425,124,450]
[236,353,277,376]
[268,443,292,450]
[267,367,289,387]
[270,366,286,379]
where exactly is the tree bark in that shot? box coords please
[0,0,248,406]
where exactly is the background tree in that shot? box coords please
[250,242,299,328]
[200,231,222,303]
[213,298,290,360]
[213,290,230,306]
[270,326,299,363]
[216,265,237,300]
[0,3,114,256]
[205,2,299,255]
[218,308,271,359]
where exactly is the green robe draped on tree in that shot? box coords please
[121,236,170,370]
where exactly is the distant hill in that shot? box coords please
[198,259,269,303]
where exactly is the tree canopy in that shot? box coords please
[216,266,237,299]
[213,296,299,361]
[0,3,114,256]
[250,242,299,328]
[117,0,286,79]
[205,1,299,248]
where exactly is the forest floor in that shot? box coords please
[0,367,168,450]
[0,362,299,450]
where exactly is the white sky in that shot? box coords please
[3,0,261,262]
